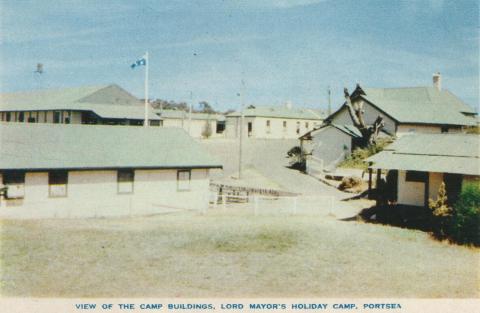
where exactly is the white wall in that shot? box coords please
[307,126,352,173]
[163,117,221,138]
[396,124,464,136]
[0,169,211,218]
[397,170,425,206]
[225,116,322,139]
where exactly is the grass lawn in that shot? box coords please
[1,210,478,298]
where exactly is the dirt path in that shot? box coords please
[201,138,367,218]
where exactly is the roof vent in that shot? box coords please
[433,72,442,91]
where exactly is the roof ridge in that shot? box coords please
[0,84,112,95]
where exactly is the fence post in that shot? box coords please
[292,197,297,215]
[213,192,218,210]
[329,196,334,215]
[254,196,258,216]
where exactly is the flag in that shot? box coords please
[131,55,147,69]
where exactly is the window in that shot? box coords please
[283,121,287,129]
[3,171,25,199]
[64,111,71,124]
[6,112,11,121]
[18,112,24,122]
[177,170,191,191]
[117,169,134,194]
[296,121,301,134]
[305,122,309,129]
[266,120,271,133]
[441,126,449,133]
[28,117,36,123]
[53,111,61,124]
[48,171,68,197]
[149,120,160,126]
[405,171,427,183]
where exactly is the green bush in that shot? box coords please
[338,138,392,170]
[450,182,480,246]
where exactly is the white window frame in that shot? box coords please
[177,170,191,191]
[48,171,68,198]
[117,169,134,194]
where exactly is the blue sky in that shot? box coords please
[0,0,478,111]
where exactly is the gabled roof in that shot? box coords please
[328,85,477,127]
[227,105,326,120]
[154,109,225,121]
[0,123,222,171]
[0,84,160,120]
[367,133,479,175]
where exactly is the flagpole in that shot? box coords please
[144,51,149,127]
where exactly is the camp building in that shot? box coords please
[302,74,477,173]
[326,75,476,136]
[367,133,479,207]
[0,84,161,126]
[225,104,325,139]
[0,123,222,218]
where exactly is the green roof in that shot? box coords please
[367,133,479,175]
[0,84,160,121]
[0,123,222,171]
[227,105,325,120]
[330,86,477,126]
[154,109,225,121]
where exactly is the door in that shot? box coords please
[248,122,252,137]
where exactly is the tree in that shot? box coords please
[428,182,454,238]
[198,101,215,114]
[344,85,385,147]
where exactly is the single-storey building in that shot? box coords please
[367,133,479,207]
[300,124,362,174]
[154,109,225,138]
[0,84,161,126]
[326,74,477,137]
[0,123,222,218]
[225,104,325,139]
[300,124,391,173]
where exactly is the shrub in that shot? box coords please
[450,182,480,245]
[338,138,392,169]
[429,181,480,246]
[338,176,362,191]
[286,146,306,171]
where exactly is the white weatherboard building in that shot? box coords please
[367,133,479,207]
[0,123,222,218]
[0,84,161,126]
[327,76,477,137]
[302,75,477,173]
[154,109,226,138]
[225,105,325,139]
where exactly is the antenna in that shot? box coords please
[327,86,332,115]
[33,63,44,89]
[35,63,44,74]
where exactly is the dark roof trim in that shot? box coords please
[0,165,223,172]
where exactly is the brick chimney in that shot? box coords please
[433,72,442,91]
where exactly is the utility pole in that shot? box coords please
[238,79,245,179]
[189,91,193,135]
[144,51,149,127]
[327,86,332,116]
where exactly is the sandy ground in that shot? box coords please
[1,212,478,298]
